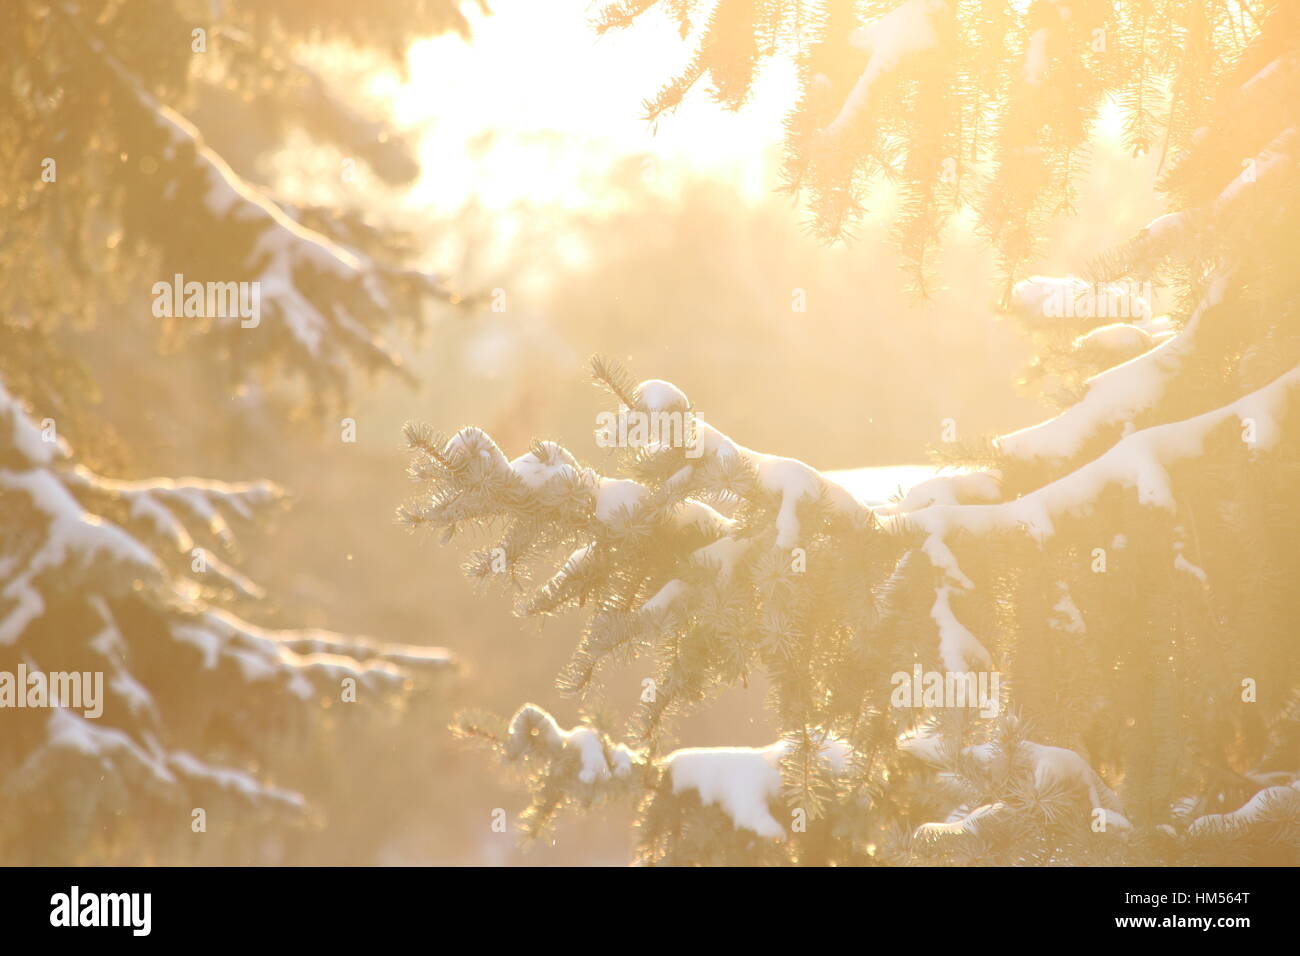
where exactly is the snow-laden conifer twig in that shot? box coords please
[404,374,873,606]
[1,375,453,820]
[1183,785,1300,842]
[429,350,1300,857]
[1000,110,1298,466]
[477,704,850,841]
[818,0,951,146]
[54,2,458,394]
[504,704,642,785]
[891,363,1300,589]
[997,272,1229,462]
[900,724,1130,835]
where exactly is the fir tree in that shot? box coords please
[406,1,1300,865]
[1,1,475,863]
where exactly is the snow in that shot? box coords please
[670,499,734,534]
[87,600,124,656]
[170,610,430,697]
[445,428,671,529]
[665,735,850,839]
[566,543,595,566]
[1019,741,1121,812]
[566,727,629,784]
[763,458,827,549]
[472,381,1013,621]
[508,445,585,490]
[1075,323,1154,355]
[899,728,950,765]
[145,95,373,357]
[601,380,870,545]
[170,623,222,669]
[505,705,639,784]
[0,381,66,465]
[1134,211,1189,255]
[444,396,866,607]
[637,379,690,412]
[821,0,950,143]
[68,471,277,549]
[915,801,1005,839]
[637,534,752,616]
[170,751,305,808]
[1173,545,1207,585]
[442,426,510,468]
[1049,582,1086,634]
[109,668,157,719]
[0,397,283,650]
[906,363,1300,587]
[641,579,688,615]
[667,744,786,838]
[999,274,1226,461]
[278,627,453,675]
[881,471,1001,515]
[904,731,1122,816]
[75,22,428,371]
[595,477,647,522]
[1187,786,1300,837]
[33,708,177,788]
[125,493,190,550]
[691,535,751,586]
[1008,275,1089,323]
[931,586,993,671]
[0,469,159,645]
[693,420,867,547]
[1096,808,1132,831]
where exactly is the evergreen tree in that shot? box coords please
[0,1,475,862]
[405,1,1300,865]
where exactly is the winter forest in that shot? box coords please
[2,0,1298,870]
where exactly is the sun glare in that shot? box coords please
[382,0,798,215]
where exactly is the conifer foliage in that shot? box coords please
[407,1,1300,865]
[1,1,473,862]
[599,0,1274,291]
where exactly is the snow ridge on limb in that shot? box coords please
[901,722,1129,834]
[55,3,459,399]
[998,272,1228,462]
[895,364,1300,589]
[1000,84,1297,467]
[818,0,952,146]
[470,706,1293,859]
[451,704,648,840]
[504,704,642,785]
[461,703,849,844]
[1182,785,1300,846]
[0,376,453,831]
[931,585,992,672]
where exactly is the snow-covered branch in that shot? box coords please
[898,364,1300,589]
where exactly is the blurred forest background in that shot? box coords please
[7,0,1168,864]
